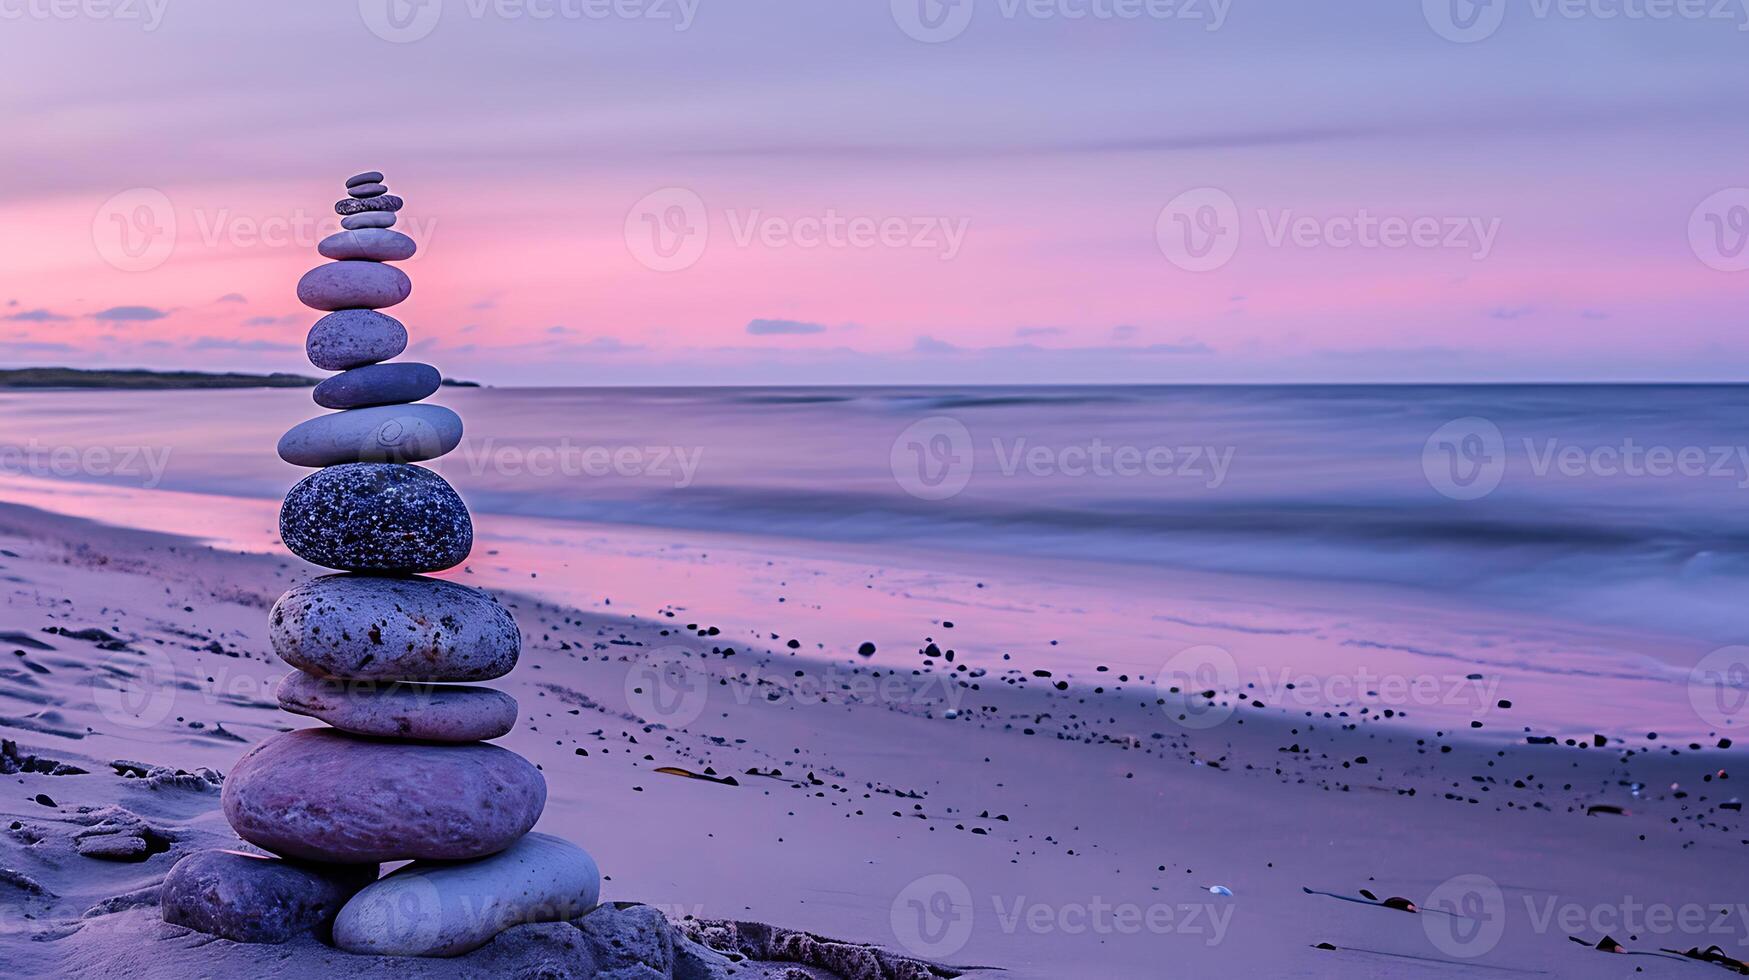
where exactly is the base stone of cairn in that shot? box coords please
[161,171,601,957]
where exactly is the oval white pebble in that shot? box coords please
[333,833,600,957]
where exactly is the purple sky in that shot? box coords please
[2,0,1747,384]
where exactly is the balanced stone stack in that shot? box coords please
[161,172,600,958]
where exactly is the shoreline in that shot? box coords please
[0,500,1744,976]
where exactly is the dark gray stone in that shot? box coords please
[222,729,546,864]
[346,171,385,188]
[306,309,408,371]
[159,849,377,944]
[313,361,440,409]
[347,182,389,199]
[335,194,404,216]
[318,228,417,262]
[342,211,397,230]
[297,260,412,312]
[279,463,472,573]
[277,403,462,466]
[269,574,520,682]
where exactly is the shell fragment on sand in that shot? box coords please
[276,403,462,466]
[279,463,472,572]
[270,573,520,682]
[306,309,408,371]
[223,728,546,864]
[318,228,417,262]
[159,849,378,944]
[334,834,600,957]
[297,260,412,312]
[335,194,404,216]
[313,361,441,409]
[276,671,518,742]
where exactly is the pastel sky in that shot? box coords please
[2,0,1746,384]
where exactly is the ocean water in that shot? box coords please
[5,383,1749,737]
[5,383,1745,645]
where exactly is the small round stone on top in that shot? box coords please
[345,171,384,188]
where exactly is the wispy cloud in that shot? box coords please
[216,293,248,304]
[92,306,170,322]
[1016,326,1066,338]
[4,309,70,322]
[747,318,827,336]
[187,337,296,352]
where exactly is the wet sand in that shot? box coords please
[0,501,1745,978]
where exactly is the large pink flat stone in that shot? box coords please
[222,728,545,863]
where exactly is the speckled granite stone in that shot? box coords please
[312,361,441,409]
[335,194,404,216]
[306,310,408,371]
[279,463,472,572]
[160,849,378,944]
[269,573,519,682]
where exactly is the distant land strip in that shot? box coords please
[0,368,481,390]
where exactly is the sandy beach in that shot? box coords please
[0,490,1743,978]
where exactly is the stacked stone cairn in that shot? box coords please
[160,172,601,957]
